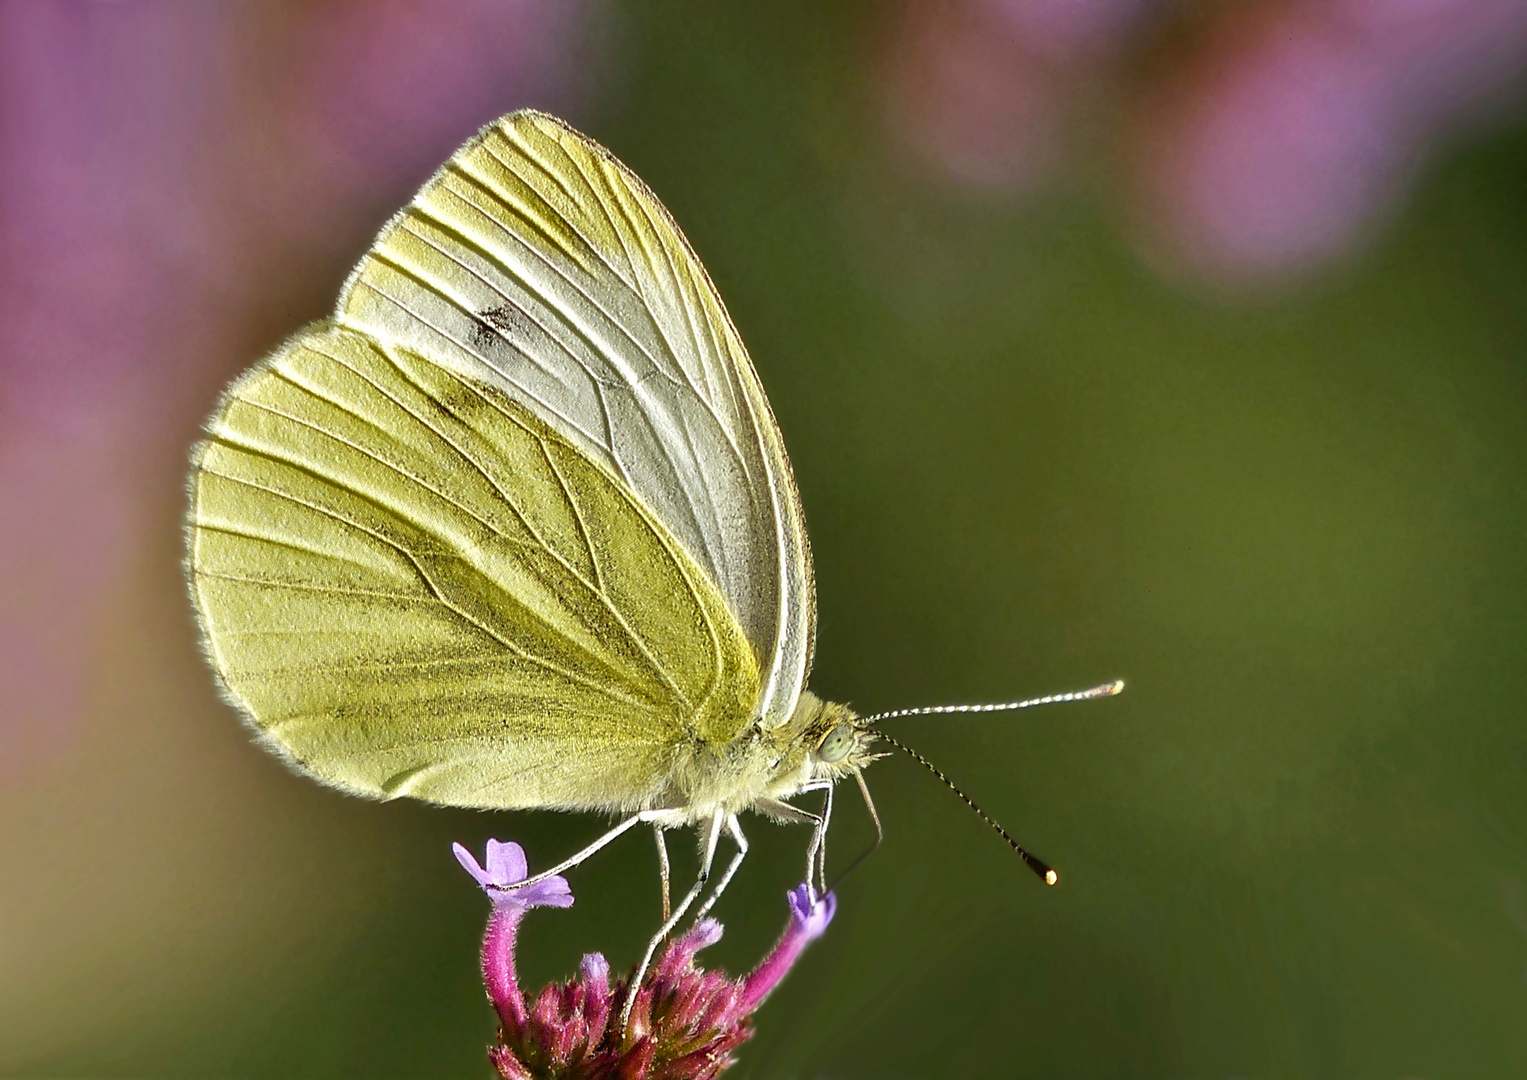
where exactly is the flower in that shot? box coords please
[453,839,575,911]
[456,839,838,1080]
[739,884,836,1014]
[453,840,575,1034]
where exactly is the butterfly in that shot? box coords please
[186,110,1119,1001]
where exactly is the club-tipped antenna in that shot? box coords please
[860,679,1124,725]
[870,728,1058,886]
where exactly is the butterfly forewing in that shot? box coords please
[334,111,814,729]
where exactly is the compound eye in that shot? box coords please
[817,723,854,764]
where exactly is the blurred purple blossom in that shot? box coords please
[1136,0,1527,283]
[457,839,837,1080]
[0,1,594,783]
[882,0,1527,285]
[990,0,1152,60]
[883,0,1151,193]
[885,2,1055,193]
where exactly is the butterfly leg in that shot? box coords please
[807,784,834,897]
[755,793,827,895]
[692,814,748,923]
[792,780,835,897]
[507,809,666,893]
[653,823,672,922]
[621,808,725,1031]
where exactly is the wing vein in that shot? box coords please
[395,208,582,391]
[415,358,697,711]
[619,179,752,471]
[537,434,606,594]
[347,272,605,449]
[488,125,592,224]
[443,158,594,275]
[194,569,440,605]
[198,453,650,710]
[420,172,691,404]
[228,391,512,545]
[192,522,388,575]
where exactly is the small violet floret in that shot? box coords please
[739,884,835,1013]
[790,883,837,940]
[454,838,837,1080]
[453,839,574,911]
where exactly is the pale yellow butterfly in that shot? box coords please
[186,110,1120,999]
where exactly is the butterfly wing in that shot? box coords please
[335,110,815,730]
[189,323,759,811]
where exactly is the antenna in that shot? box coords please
[871,729,1059,885]
[828,680,1122,889]
[860,678,1123,725]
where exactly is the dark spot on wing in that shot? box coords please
[473,305,531,351]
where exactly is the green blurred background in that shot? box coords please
[3,2,1525,1077]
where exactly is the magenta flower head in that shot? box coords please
[455,838,837,1080]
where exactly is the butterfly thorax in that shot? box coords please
[656,691,879,824]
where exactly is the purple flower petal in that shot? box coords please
[512,876,575,910]
[453,841,493,889]
[787,884,837,942]
[676,917,724,955]
[579,952,612,1042]
[484,838,528,884]
[580,952,610,985]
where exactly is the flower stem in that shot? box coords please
[483,906,528,1031]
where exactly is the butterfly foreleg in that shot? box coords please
[805,783,834,898]
[692,814,748,923]
[760,781,835,897]
[621,808,726,1031]
[653,822,671,922]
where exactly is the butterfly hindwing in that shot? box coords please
[189,323,759,812]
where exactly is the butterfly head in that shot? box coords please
[781,696,882,788]
[754,692,880,801]
[807,701,881,778]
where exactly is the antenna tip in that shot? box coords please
[1021,851,1058,886]
[1095,679,1125,697]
